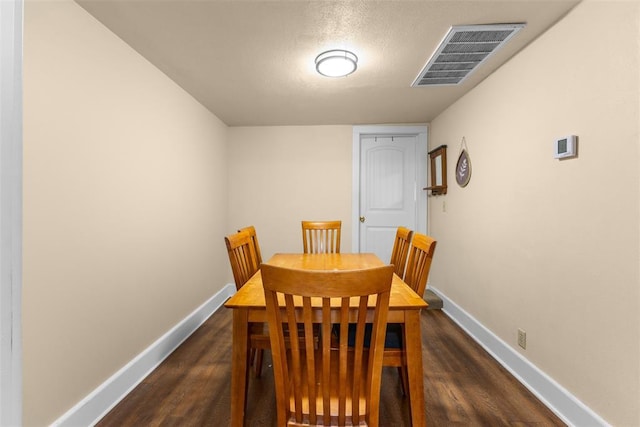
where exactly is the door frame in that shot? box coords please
[351,125,428,253]
[0,0,23,425]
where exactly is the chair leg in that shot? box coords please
[398,366,409,397]
[254,349,264,377]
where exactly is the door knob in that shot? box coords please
[359,216,365,223]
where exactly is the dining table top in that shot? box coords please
[224,252,428,310]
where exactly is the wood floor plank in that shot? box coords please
[97,308,565,426]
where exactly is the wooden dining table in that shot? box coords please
[224,252,428,426]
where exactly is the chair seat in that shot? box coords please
[286,348,368,425]
[249,323,271,348]
[253,323,320,349]
[335,323,403,349]
[336,323,406,386]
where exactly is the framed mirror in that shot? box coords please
[425,145,447,195]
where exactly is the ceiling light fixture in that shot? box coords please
[315,49,358,77]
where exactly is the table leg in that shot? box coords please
[405,310,426,427]
[231,308,250,427]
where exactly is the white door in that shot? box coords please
[359,135,418,263]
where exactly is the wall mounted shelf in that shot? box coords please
[425,145,447,195]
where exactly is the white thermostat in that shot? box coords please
[554,135,577,159]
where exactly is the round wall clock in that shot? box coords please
[456,149,471,187]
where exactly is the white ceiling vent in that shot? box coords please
[412,23,525,87]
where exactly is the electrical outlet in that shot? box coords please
[518,329,527,349]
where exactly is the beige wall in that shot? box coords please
[23,1,229,425]
[428,1,640,425]
[227,126,353,262]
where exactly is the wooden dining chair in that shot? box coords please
[262,264,393,427]
[402,233,437,297]
[238,225,262,266]
[389,226,414,278]
[384,232,437,394]
[301,220,341,254]
[224,230,270,376]
[225,230,259,290]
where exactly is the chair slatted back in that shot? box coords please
[404,233,437,297]
[301,220,341,254]
[389,226,414,278]
[238,225,262,266]
[262,264,393,427]
[224,231,259,290]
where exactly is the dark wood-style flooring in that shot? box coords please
[97,307,565,426]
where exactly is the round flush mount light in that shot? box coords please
[315,49,358,77]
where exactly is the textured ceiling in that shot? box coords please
[77,0,579,126]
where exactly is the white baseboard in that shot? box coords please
[429,286,610,427]
[51,283,237,427]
